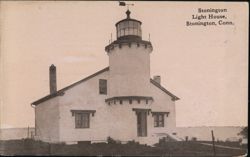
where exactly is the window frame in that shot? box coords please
[75,112,90,129]
[117,21,141,38]
[99,79,107,95]
[71,110,96,129]
[153,114,165,127]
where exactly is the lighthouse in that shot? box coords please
[32,7,179,145]
[105,10,153,101]
[105,10,155,141]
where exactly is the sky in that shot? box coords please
[0,1,248,128]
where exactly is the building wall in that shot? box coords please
[107,99,151,142]
[137,83,177,144]
[149,83,177,133]
[58,71,109,143]
[102,79,177,144]
[34,70,177,145]
[35,97,60,143]
[108,43,152,97]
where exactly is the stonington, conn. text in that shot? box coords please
[186,8,234,26]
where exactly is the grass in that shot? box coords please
[0,139,247,156]
[200,140,246,148]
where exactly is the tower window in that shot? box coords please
[99,79,107,95]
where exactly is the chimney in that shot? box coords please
[49,64,57,94]
[153,75,161,85]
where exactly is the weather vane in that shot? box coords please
[119,1,134,10]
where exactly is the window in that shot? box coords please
[75,113,90,128]
[99,79,107,95]
[154,114,164,127]
[137,99,140,104]
[146,99,148,104]
[124,21,129,27]
[117,21,141,38]
[71,110,95,129]
[129,21,133,27]
[120,100,123,104]
[121,29,125,36]
[125,28,129,35]
[129,28,133,35]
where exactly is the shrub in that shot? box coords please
[107,136,117,144]
[127,140,139,145]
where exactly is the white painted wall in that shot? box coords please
[34,69,177,145]
[106,83,176,142]
[108,43,152,97]
[35,97,60,143]
[58,71,109,143]
[149,83,177,133]
[107,99,151,141]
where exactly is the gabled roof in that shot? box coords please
[31,67,109,106]
[150,79,180,101]
[31,67,179,106]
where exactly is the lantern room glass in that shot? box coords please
[117,20,142,39]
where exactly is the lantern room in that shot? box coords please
[115,10,142,40]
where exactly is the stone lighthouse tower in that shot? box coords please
[105,10,153,99]
[105,10,154,141]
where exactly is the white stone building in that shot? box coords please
[31,10,179,145]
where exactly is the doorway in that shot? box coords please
[137,111,147,137]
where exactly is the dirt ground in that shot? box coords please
[0,139,247,156]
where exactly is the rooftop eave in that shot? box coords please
[105,96,154,103]
[150,79,180,101]
[31,67,109,106]
[105,39,153,53]
[115,18,142,27]
[31,67,179,106]
[31,91,65,106]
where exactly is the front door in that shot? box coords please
[137,112,147,137]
